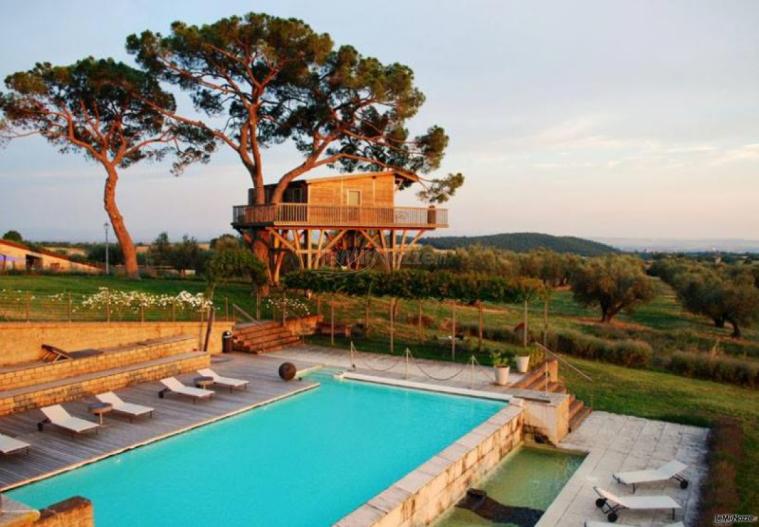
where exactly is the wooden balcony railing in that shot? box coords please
[232,204,448,228]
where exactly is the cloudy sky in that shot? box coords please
[1,0,757,243]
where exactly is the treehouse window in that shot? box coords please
[346,190,361,206]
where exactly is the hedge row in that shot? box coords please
[283,269,543,303]
[696,418,744,526]
[547,329,653,368]
[667,351,759,388]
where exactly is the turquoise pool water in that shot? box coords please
[435,446,585,527]
[8,372,504,526]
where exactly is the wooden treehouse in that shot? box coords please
[232,171,448,281]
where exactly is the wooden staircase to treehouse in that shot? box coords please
[232,321,301,354]
[511,358,593,432]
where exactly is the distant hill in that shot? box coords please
[420,232,619,256]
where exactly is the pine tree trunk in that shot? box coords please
[103,165,139,279]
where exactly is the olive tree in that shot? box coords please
[571,255,655,323]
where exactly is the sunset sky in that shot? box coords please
[1,0,757,242]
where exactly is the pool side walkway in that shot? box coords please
[536,411,708,527]
[0,353,318,490]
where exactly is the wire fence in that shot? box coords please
[0,294,234,323]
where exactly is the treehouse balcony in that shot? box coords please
[232,203,448,229]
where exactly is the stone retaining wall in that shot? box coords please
[34,497,93,527]
[0,336,196,391]
[335,405,524,527]
[0,352,209,416]
[0,321,234,366]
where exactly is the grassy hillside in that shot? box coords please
[421,232,619,255]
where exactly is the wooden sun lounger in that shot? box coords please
[613,460,689,492]
[41,344,102,362]
[38,405,100,435]
[96,392,154,420]
[197,368,249,391]
[158,377,214,403]
[0,433,31,455]
[593,486,681,522]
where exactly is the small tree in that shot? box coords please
[148,232,173,267]
[205,245,267,301]
[0,58,213,278]
[2,230,23,243]
[571,255,655,323]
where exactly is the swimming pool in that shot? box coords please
[434,446,584,527]
[8,371,504,526]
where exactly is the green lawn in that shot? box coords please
[0,274,263,320]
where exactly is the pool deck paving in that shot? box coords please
[0,352,318,490]
[536,411,708,527]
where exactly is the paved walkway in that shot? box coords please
[536,411,708,527]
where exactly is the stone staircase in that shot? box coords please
[512,359,592,432]
[232,321,301,354]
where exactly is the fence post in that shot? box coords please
[478,302,484,351]
[105,291,111,323]
[67,293,72,323]
[523,299,528,347]
[330,302,335,346]
[404,347,410,379]
[256,291,261,320]
[282,292,287,324]
[451,303,456,360]
[140,305,145,323]
[543,297,549,348]
[171,303,176,322]
[25,293,31,322]
[389,298,395,355]
[365,296,371,335]
[224,297,229,322]
[418,301,423,342]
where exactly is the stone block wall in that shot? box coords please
[336,405,524,527]
[34,497,93,527]
[0,336,196,391]
[0,352,209,416]
[0,321,234,366]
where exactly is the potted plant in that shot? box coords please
[515,350,530,373]
[490,349,515,386]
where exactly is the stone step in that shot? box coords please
[569,404,592,432]
[233,335,301,354]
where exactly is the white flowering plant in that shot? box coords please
[80,288,212,313]
[264,295,311,318]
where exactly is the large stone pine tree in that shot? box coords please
[127,13,461,279]
[0,58,212,278]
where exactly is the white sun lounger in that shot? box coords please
[585,522,684,527]
[0,433,30,455]
[613,460,689,492]
[96,392,154,420]
[39,405,99,435]
[197,368,249,391]
[159,377,214,403]
[593,486,681,522]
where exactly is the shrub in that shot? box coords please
[547,328,653,368]
[667,351,759,388]
[696,418,743,527]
